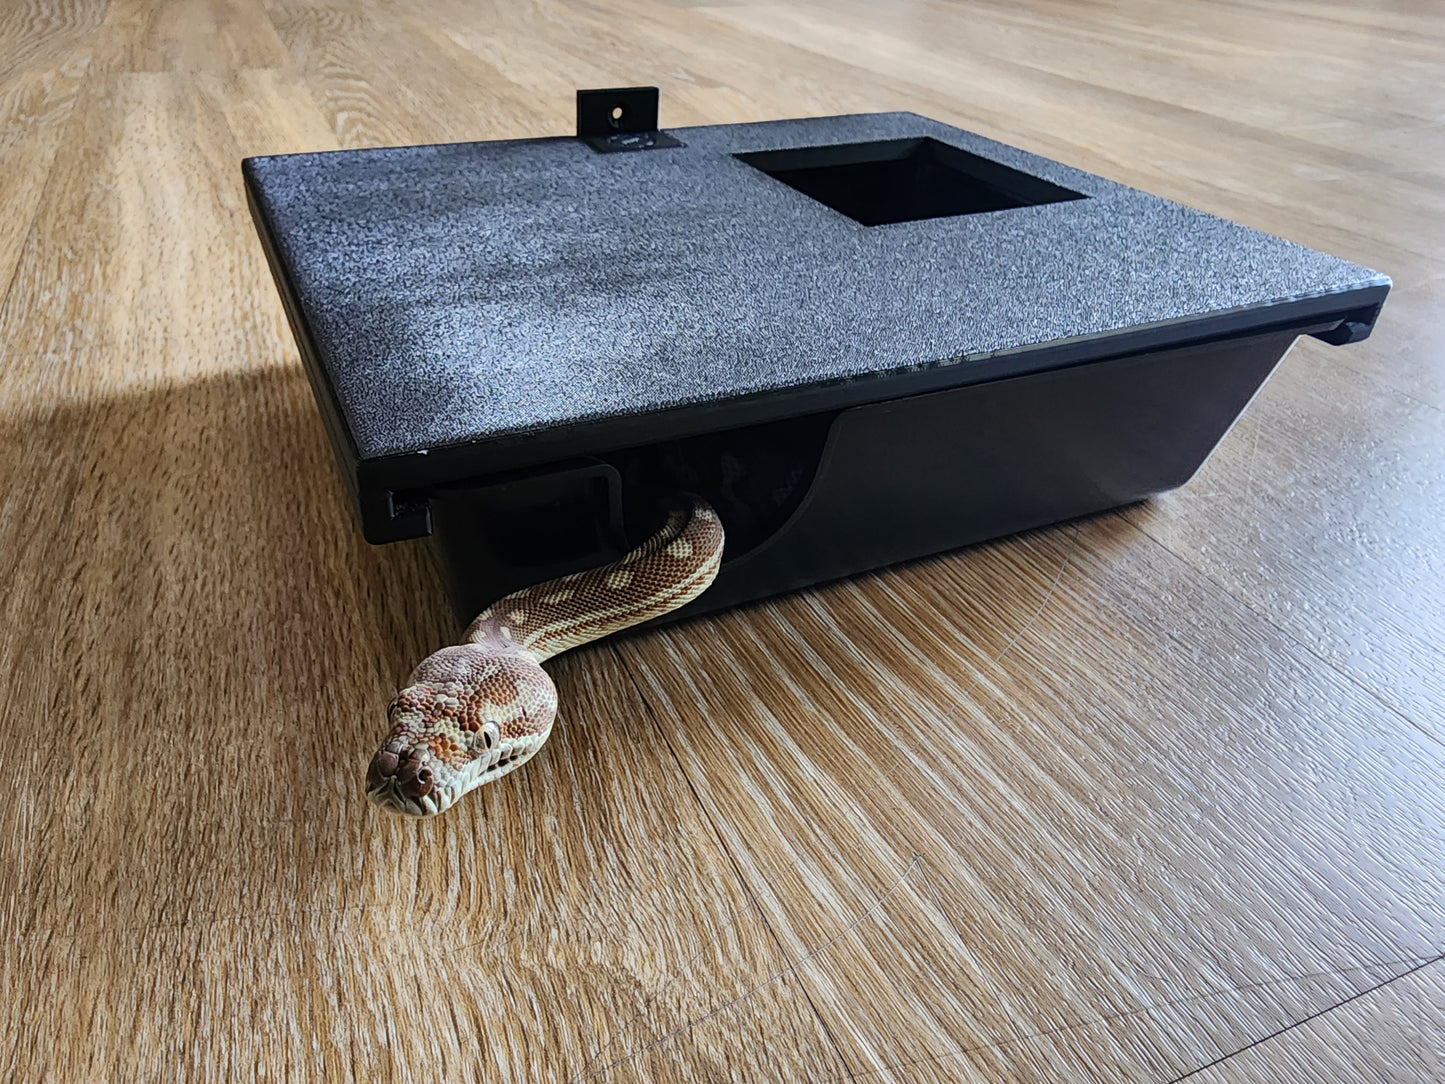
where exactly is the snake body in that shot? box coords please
[366,497,724,816]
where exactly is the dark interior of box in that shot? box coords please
[735,137,1086,226]
[425,411,838,607]
[607,411,836,554]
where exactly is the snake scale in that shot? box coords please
[366,496,724,816]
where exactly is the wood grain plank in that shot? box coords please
[93,0,291,73]
[0,58,90,317]
[0,0,108,83]
[0,73,290,415]
[263,0,552,149]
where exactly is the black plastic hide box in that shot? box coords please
[244,91,1389,626]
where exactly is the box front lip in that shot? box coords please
[352,280,1387,532]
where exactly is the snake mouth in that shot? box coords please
[475,738,545,785]
[367,776,460,817]
[364,737,545,816]
[485,751,520,776]
[365,749,460,817]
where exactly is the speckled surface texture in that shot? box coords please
[245,112,1386,462]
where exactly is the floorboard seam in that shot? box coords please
[1162,953,1445,1082]
[806,949,1445,1083]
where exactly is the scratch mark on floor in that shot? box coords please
[913,856,1026,1043]
[1240,418,1264,506]
[570,853,922,1083]
[610,642,855,1078]
[571,891,765,1081]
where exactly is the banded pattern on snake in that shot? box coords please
[366,497,724,816]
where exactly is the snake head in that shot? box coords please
[365,646,557,816]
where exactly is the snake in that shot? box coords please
[366,496,724,816]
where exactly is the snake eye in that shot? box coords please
[481,722,499,750]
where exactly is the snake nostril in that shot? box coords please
[396,762,435,800]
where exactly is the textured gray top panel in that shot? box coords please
[245,112,1385,462]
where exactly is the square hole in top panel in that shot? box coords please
[736,137,1086,227]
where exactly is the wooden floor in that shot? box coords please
[3,0,1443,1079]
